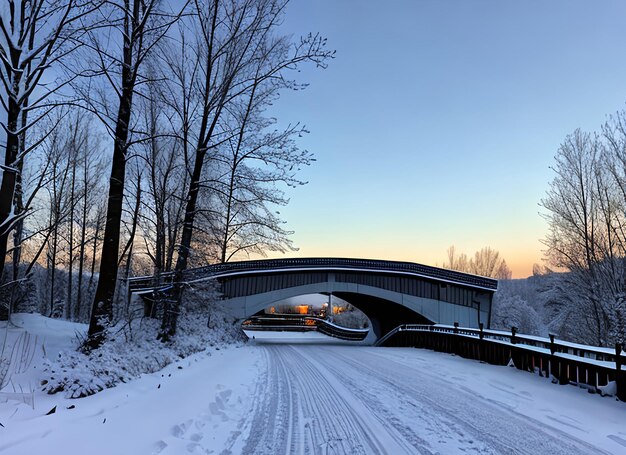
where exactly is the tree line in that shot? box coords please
[441,245,512,280]
[539,113,626,346]
[0,0,333,348]
[439,105,626,349]
[444,112,626,347]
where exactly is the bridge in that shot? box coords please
[128,257,498,340]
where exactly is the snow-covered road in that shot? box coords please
[2,343,625,454]
[226,345,621,454]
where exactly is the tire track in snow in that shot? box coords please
[276,345,390,454]
[238,347,291,454]
[297,347,442,454]
[310,346,503,454]
[234,345,417,454]
[158,344,613,454]
[316,346,611,455]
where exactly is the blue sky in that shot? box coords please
[267,0,626,277]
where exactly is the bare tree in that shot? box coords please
[74,127,106,321]
[158,0,334,340]
[135,80,188,279]
[211,77,313,263]
[443,246,470,276]
[43,126,73,316]
[471,247,512,280]
[78,0,185,347]
[442,245,511,280]
[2,113,61,316]
[0,0,98,282]
[62,113,89,320]
[540,129,615,345]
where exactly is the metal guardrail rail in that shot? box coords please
[242,316,369,341]
[127,257,498,293]
[313,318,370,341]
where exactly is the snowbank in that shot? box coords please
[1,310,244,401]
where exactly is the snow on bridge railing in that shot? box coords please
[378,323,626,401]
[243,316,369,341]
[303,317,370,341]
[381,323,626,364]
[126,257,498,293]
[307,317,370,334]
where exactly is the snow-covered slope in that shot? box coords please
[2,316,625,454]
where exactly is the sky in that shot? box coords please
[263,0,626,278]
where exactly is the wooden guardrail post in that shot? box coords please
[616,343,625,401]
[548,333,556,380]
[479,322,485,362]
[507,326,518,369]
[453,322,459,355]
[548,333,567,385]
[427,324,434,351]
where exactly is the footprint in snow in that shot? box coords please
[189,433,203,442]
[208,402,228,421]
[152,440,168,454]
[194,419,206,431]
[171,424,185,438]
[186,442,204,453]
[171,420,193,438]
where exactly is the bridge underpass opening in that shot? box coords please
[242,293,373,343]
[241,292,432,344]
[260,294,368,326]
[330,292,433,339]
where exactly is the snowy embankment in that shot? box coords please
[1,312,244,398]
[1,313,87,406]
[2,315,626,454]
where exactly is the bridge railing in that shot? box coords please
[242,316,319,333]
[126,257,498,293]
[378,323,626,401]
[242,316,369,341]
[308,317,370,341]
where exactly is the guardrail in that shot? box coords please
[127,257,498,293]
[242,316,369,341]
[313,318,370,341]
[378,323,626,401]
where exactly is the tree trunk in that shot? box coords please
[88,208,103,292]
[159,149,206,340]
[76,153,89,321]
[87,89,133,347]
[49,215,58,316]
[66,156,77,319]
[10,155,24,314]
[120,175,141,317]
[0,95,21,281]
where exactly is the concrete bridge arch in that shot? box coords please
[129,258,497,340]
[218,269,493,338]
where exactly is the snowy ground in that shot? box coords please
[2,318,626,454]
[243,329,367,344]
